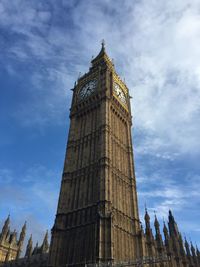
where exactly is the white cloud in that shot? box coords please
[1,0,200,148]
[122,1,200,156]
[137,165,200,237]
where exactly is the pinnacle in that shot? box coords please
[90,41,113,69]
[101,39,105,50]
[144,208,150,222]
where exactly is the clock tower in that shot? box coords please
[48,43,141,267]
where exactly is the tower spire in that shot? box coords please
[18,221,26,245]
[154,214,161,238]
[32,241,39,255]
[163,220,173,257]
[168,210,179,238]
[154,213,165,255]
[101,39,105,51]
[196,245,200,265]
[0,215,10,242]
[144,208,151,230]
[16,221,26,259]
[190,241,198,265]
[41,230,49,253]
[154,212,160,231]
[90,41,113,70]
[185,237,191,256]
[144,208,156,258]
[144,209,154,239]
[25,234,33,258]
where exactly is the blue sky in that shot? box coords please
[0,0,200,251]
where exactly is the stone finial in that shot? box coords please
[154,212,160,229]
[101,39,105,50]
[144,208,150,224]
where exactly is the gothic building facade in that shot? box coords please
[0,216,49,266]
[0,216,26,263]
[0,44,199,267]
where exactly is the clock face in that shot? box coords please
[113,82,127,104]
[78,79,97,100]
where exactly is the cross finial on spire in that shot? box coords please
[101,39,105,50]
[145,202,147,212]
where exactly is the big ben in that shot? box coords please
[48,42,141,267]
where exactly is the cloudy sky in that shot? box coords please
[0,0,200,252]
